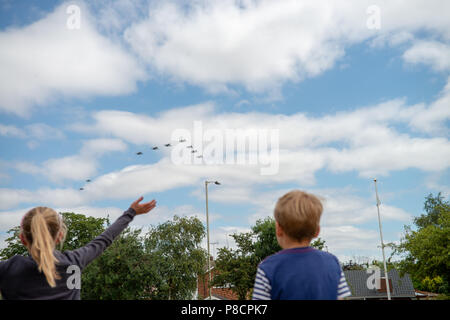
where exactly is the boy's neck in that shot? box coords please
[280,238,311,250]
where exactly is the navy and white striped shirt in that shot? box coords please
[252,247,351,300]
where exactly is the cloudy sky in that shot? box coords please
[0,0,449,263]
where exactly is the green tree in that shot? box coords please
[213,217,303,299]
[60,212,108,251]
[213,231,258,300]
[393,193,450,294]
[81,227,154,300]
[416,192,447,228]
[144,215,206,300]
[311,237,326,251]
[252,217,282,262]
[421,276,444,293]
[0,226,27,259]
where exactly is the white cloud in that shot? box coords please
[320,225,380,257]
[70,102,216,151]
[79,138,128,157]
[370,31,415,48]
[0,189,33,211]
[403,40,450,72]
[0,124,27,138]
[0,232,9,250]
[25,123,65,140]
[0,187,88,211]
[71,90,450,186]
[91,0,148,35]
[204,185,412,226]
[0,122,66,149]
[199,185,258,205]
[13,162,42,175]
[124,0,450,94]
[320,192,411,226]
[12,138,127,183]
[1,1,449,113]
[0,1,146,116]
[3,82,447,210]
[41,155,98,182]
[43,138,127,182]
[326,136,450,177]
[124,0,355,93]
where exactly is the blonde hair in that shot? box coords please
[21,207,67,287]
[274,190,323,242]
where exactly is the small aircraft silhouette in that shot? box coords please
[164,143,171,147]
[191,150,198,153]
[186,145,193,148]
[179,138,186,143]
[152,146,159,150]
[196,155,203,158]
[79,187,84,191]
[136,152,143,155]
[86,179,91,182]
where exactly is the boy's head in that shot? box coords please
[274,190,323,245]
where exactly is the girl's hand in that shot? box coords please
[130,196,156,215]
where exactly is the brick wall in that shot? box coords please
[198,269,239,300]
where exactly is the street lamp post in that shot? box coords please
[205,180,220,300]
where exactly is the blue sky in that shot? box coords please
[0,0,449,263]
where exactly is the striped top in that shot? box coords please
[252,247,352,300]
[253,268,272,300]
[337,271,352,299]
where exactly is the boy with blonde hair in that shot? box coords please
[252,190,351,300]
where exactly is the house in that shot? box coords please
[197,264,239,300]
[344,269,416,300]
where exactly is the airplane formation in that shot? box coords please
[79,137,202,190]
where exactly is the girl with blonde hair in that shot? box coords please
[0,196,156,299]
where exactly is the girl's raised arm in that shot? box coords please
[63,197,156,269]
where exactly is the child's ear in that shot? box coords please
[314,225,320,238]
[275,221,284,237]
[19,232,28,247]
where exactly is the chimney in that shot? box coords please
[378,278,393,293]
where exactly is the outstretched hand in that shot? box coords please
[130,196,157,215]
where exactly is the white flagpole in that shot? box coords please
[374,179,391,300]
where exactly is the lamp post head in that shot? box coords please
[214,181,221,185]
